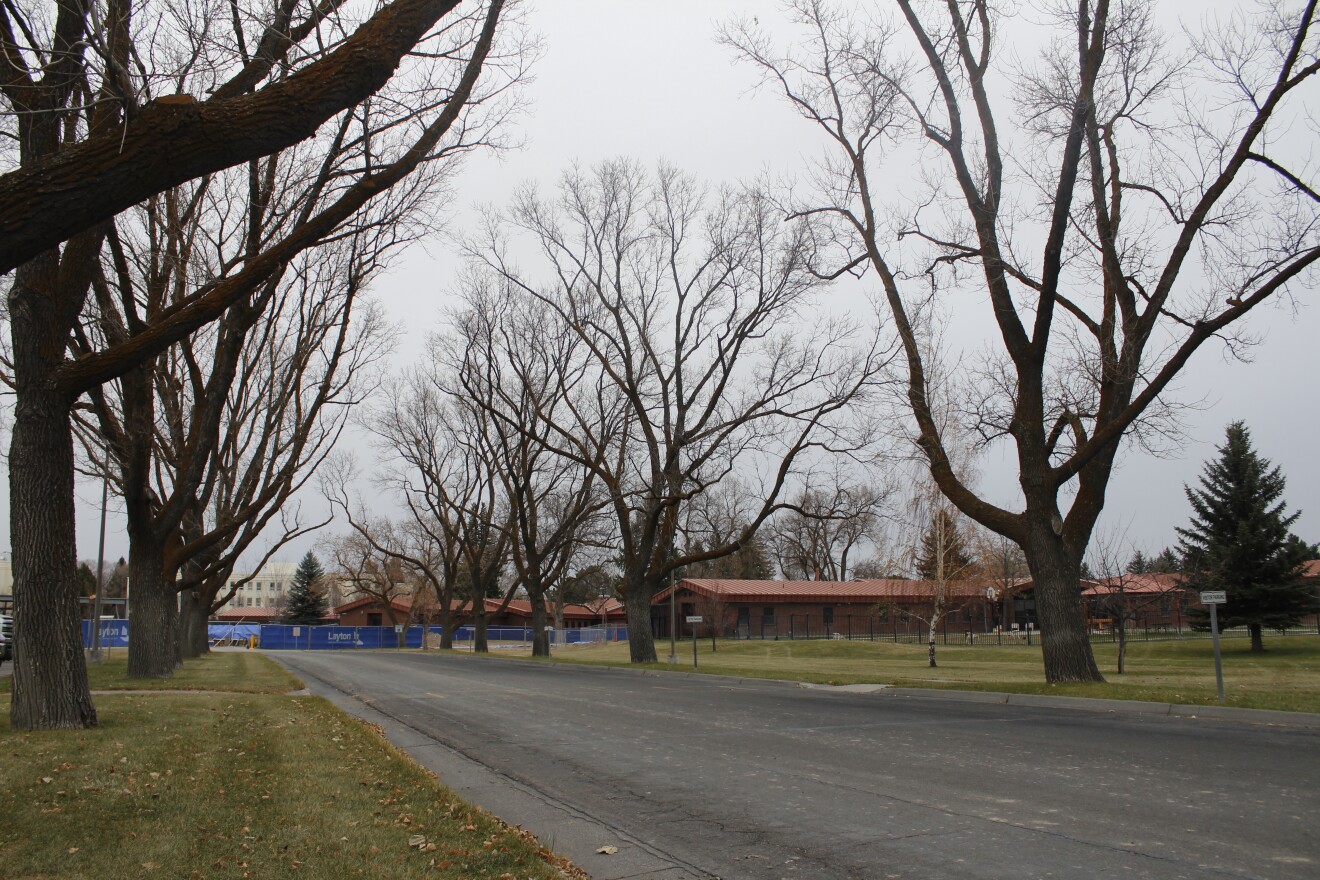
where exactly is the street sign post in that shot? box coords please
[686,615,703,668]
[1200,591,1227,704]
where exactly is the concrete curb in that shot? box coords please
[410,650,1320,729]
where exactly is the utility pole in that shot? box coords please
[667,576,677,664]
[88,474,109,663]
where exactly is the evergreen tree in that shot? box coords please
[284,552,329,625]
[1150,547,1181,574]
[76,563,98,598]
[684,534,774,580]
[1177,422,1315,652]
[1125,550,1150,574]
[915,509,974,580]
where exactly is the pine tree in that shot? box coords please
[1150,547,1181,574]
[76,563,98,597]
[1177,422,1315,652]
[284,552,329,626]
[1125,550,1150,574]
[915,509,974,581]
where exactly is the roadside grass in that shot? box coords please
[1,656,576,880]
[534,635,1320,713]
[0,650,301,694]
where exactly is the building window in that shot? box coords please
[367,613,383,627]
[823,607,834,628]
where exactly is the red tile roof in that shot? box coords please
[661,578,993,604]
[499,599,623,619]
[1084,573,1187,596]
[212,606,288,622]
[334,595,414,615]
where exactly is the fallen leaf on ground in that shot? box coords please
[596,845,619,855]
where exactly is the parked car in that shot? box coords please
[0,614,11,664]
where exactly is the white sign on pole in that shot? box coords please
[394,624,404,633]
[1199,591,1227,605]
[685,615,703,623]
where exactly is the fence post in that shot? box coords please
[847,615,852,640]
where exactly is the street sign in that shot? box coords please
[686,615,703,623]
[1200,591,1227,605]
[394,624,404,633]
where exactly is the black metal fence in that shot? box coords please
[732,614,1024,645]
[1088,621,1320,644]
[726,613,1320,646]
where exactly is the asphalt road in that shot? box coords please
[276,651,1319,880]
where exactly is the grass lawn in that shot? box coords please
[0,650,300,695]
[1,653,576,880]
[534,634,1320,713]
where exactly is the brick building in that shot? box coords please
[653,578,1001,640]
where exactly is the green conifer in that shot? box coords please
[284,551,329,625]
[1177,422,1315,651]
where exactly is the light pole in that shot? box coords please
[667,575,677,664]
[88,473,109,663]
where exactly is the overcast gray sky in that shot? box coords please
[5,0,1314,569]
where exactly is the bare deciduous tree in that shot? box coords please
[368,371,516,653]
[769,478,890,580]
[3,0,523,728]
[0,0,499,269]
[326,526,417,648]
[323,463,470,650]
[74,197,393,675]
[449,289,607,657]
[469,160,892,663]
[726,0,1320,682]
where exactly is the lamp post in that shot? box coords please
[667,576,677,664]
[88,473,109,663]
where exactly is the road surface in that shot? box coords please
[275,650,1319,880]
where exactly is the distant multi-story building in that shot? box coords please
[214,561,300,615]
[0,555,11,610]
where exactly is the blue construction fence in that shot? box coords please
[256,624,629,649]
[82,620,628,650]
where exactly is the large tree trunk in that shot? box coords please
[1023,524,1104,683]
[127,541,180,677]
[1249,623,1264,653]
[179,591,210,659]
[552,601,565,643]
[623,579,658,663]
[8,258,98,730]
[437,601,455,650]
[473,600,489,653]
[529,591,550,658]
[1116,622,1127,675]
